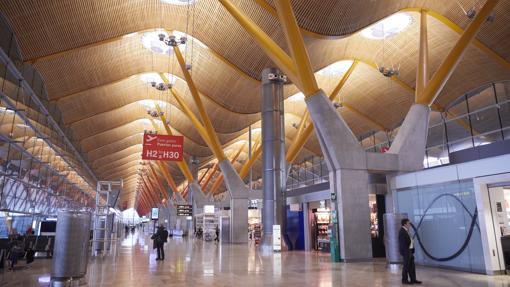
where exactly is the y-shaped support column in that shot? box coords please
[219,160,249,243]
[306,90,372,261]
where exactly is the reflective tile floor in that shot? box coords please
[3,231,510,286]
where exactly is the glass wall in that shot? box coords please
[395,180,485,273]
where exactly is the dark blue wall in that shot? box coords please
[286,206,305,250]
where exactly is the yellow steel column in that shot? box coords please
[341,103,387,132]
[200,162,219,190]
[149,162,169,200]
[217,0,300,87]
[158,73,217,156]
[416,9,429,102]
[148,116,194,182]
[417,0,500,105]
[156,161,181,195]
[274,0,320,96]
[173,47,227,161]
[294,112,309,141]
[207,142,246,194]
[239,144,262,179]
[163,89,214,150]
[285,60,357,163]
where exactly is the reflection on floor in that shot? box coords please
[2,231,510,286]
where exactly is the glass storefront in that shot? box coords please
[395,179,485,273]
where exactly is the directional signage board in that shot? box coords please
[142,133,184,161]
[177,204,193,216]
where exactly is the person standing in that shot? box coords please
[399,218,422,285]
[152,225,168,261]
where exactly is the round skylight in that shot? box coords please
[360,13,412,40]
[139,100,167,109]
[141,29,206,56]
[160,0,195,5]
[139,72,177,86]
[141,30,172,55]
[287,92,305,102]
[317,60,354,77]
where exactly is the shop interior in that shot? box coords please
[487,184,510,271]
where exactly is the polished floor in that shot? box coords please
[2,231,510,286]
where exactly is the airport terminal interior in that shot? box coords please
[1,0,510,286]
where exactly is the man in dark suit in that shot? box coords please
[152,225,169,261]
[399,218,422,285]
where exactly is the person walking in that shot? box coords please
[152,225,168,261]
[7,236,24,271]
[214,225,220,243]
[399,218,422,285]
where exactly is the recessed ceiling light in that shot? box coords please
[360,13,412,40]
[317,60,354,76]
[161,0,195,5]
[287,92,304,102]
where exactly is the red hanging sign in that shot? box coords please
[142,133,184,161]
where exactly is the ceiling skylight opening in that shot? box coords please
[141,30,172,55]
[139,72,163,85]
[317,60,354,77]
[138,72,177,86]
[287,92,305,102]
[142,29,206,55]
[160,0,196,5]
[138,100,167,109]
[250,128,261,134]
[0,107,14,114]
[360,13,412,40]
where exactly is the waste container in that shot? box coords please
[51,209,91,286]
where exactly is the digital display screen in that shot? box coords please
[40,221,57,233]
[151,208,159,220]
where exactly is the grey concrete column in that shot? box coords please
[387,104,430,171]
[190,180,209,207]
[305,90,372,261]
[260,67,288,252]
[218,160,249,243]
[188,156,199,203]
[188,156,200,234]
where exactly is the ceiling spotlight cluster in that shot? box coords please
[158,33,187,48]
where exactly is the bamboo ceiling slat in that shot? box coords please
[2,0,510,203]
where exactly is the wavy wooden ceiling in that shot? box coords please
[1,0,509,206]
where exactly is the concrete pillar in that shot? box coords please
[387,104,430,171]
[260,67,288,252]
[306,90,372,261]
[188,156,199,203]
[219,160,249,243]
